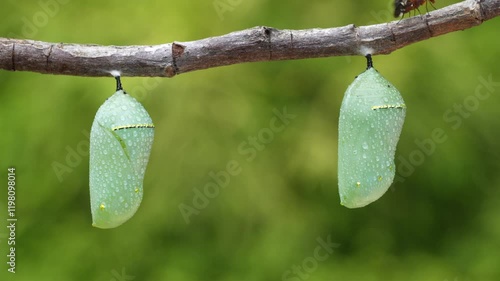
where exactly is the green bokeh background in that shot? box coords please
[1,0,499,280]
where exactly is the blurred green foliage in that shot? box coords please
[1,0,500,280]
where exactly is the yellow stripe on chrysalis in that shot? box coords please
[112,124,155,131]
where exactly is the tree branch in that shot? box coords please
[0,0,498,77]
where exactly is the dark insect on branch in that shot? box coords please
[394,0,437,18]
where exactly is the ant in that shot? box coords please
[394,0,436,18]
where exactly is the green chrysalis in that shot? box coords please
[89,75,155,228]
[338,55,406,208]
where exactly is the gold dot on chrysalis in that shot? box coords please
[134,188,139,193]
[99,203,106,210]
[377,176,383,181]
[356,181,361,187]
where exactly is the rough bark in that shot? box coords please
[0,0,498,77]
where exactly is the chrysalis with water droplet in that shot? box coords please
[338,55,406,208]
[89,73,154,228]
